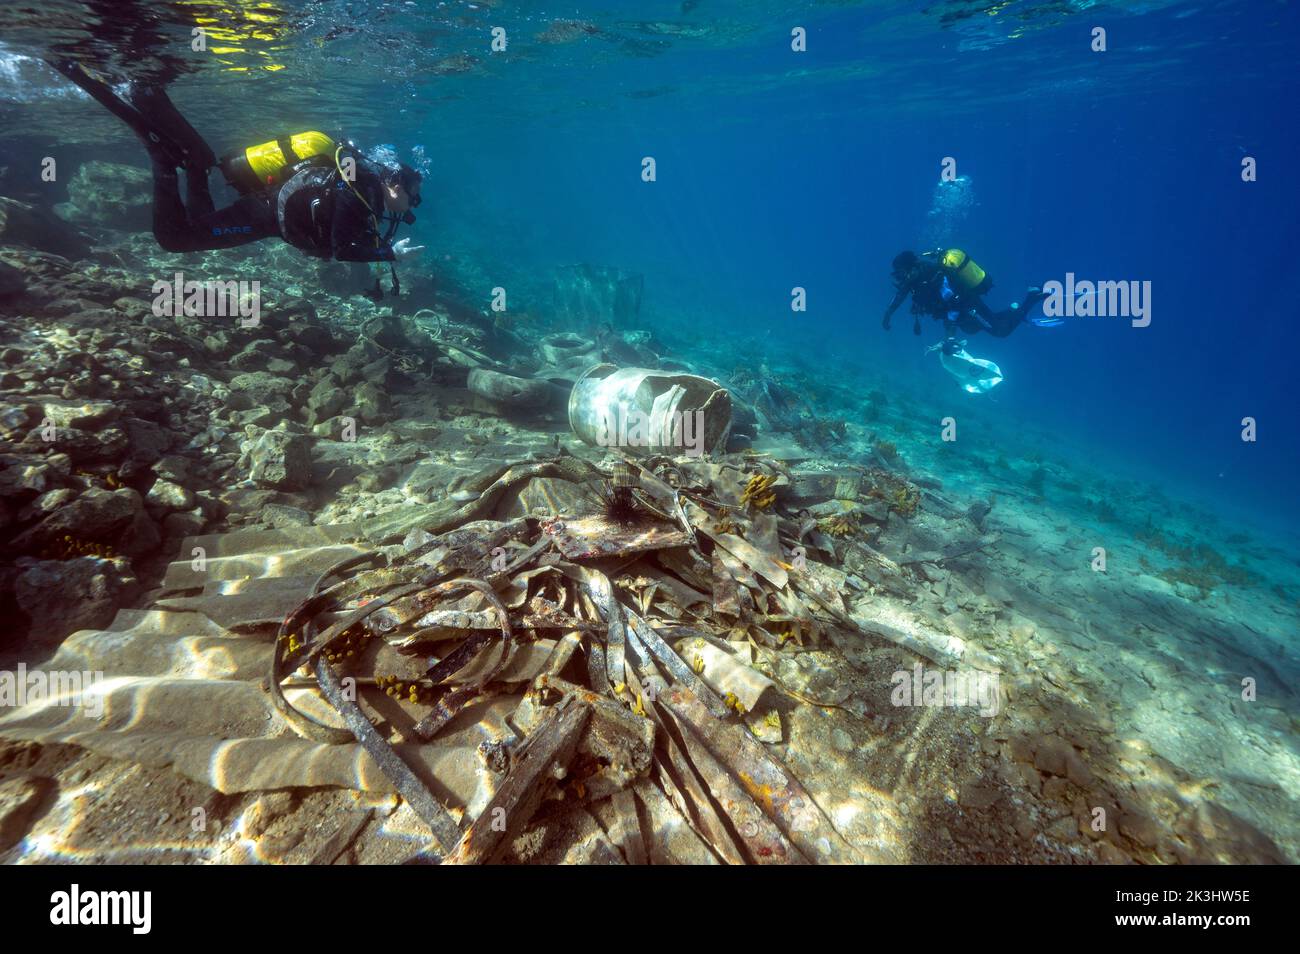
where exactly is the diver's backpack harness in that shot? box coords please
[221,132,409,297]
[275,163,336,257]
[330,145,406,300]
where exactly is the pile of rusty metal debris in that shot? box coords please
[262,449,994,864]
[0,444,1001,863]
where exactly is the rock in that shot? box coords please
[113,296,151,321]
[0,454,56,500]
[117,509,161,558]
[145,479,195,512]
[918,563,948,584]
[230,405,279,428]
[945,610,972,638]
[41,401,118,429]
[402,529,436,551]
[162,508,206,539]
[228,339,284,372]
[958,780,1001,810]
[245,791,295,837]
[0,196,92,259]
[151,455,192,483]
[830,727,854,753]
[1046,814,1079,841]
[345,381,391,424]
[1095,841,1133,864]
[0,776,55,853]
[356,467,396,493]
[45,425,129,464]
[1064,748,1095,787]
[222,389,254,413]
[258,830,304,861]
[361,356,398,389]
[1042,776,1071,801]
[203,332,234,357]
[15,488,78,524]
[286,323,337,354]
[8,487,140,552]
[328,347,370,385]
[14,556,138,647]
[364,314,413,352]
[466,367,557,408]
[228,371,295,406]
[193,490,223,520]
[0,260,26,299]
[0,403,38,440]
[262,504,313,529]
[305,379,348,427]
[240,428,314,490]
[1032,735,1071,777]
[53,160,153,230]
[1118,801,1161,848]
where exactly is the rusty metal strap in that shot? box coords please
[410,685,481,743]
[443,697,591,864]
[314,656,461,854]
[273,579,428,743]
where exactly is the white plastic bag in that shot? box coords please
[930,339,1003,393]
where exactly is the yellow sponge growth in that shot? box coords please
[740,473,777,511]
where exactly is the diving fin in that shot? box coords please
[45,59,214,170]
[1020,286,1063,327]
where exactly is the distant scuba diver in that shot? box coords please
[881,248,1057,353]
[48,60,424,301]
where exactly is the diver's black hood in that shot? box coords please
[892,250,918,276]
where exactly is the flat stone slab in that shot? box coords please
[154,574,326,629]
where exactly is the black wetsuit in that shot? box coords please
[48,61,398,263]
[152,151,397,263]
[883,258,1032,339]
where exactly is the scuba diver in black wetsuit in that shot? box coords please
[881,248,1056,354]
[48,60,424,301]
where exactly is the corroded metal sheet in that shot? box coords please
[542,515,691,561]
[660,686,864,865]
[444,697,590,865]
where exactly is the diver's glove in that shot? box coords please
[393,237,425,260]
[881,312,892,331]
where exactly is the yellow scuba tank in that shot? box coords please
[941,248,989,293]
[220,131,336,194]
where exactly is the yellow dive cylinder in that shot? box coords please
[220,131,336,193]
[941,248,987,292]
